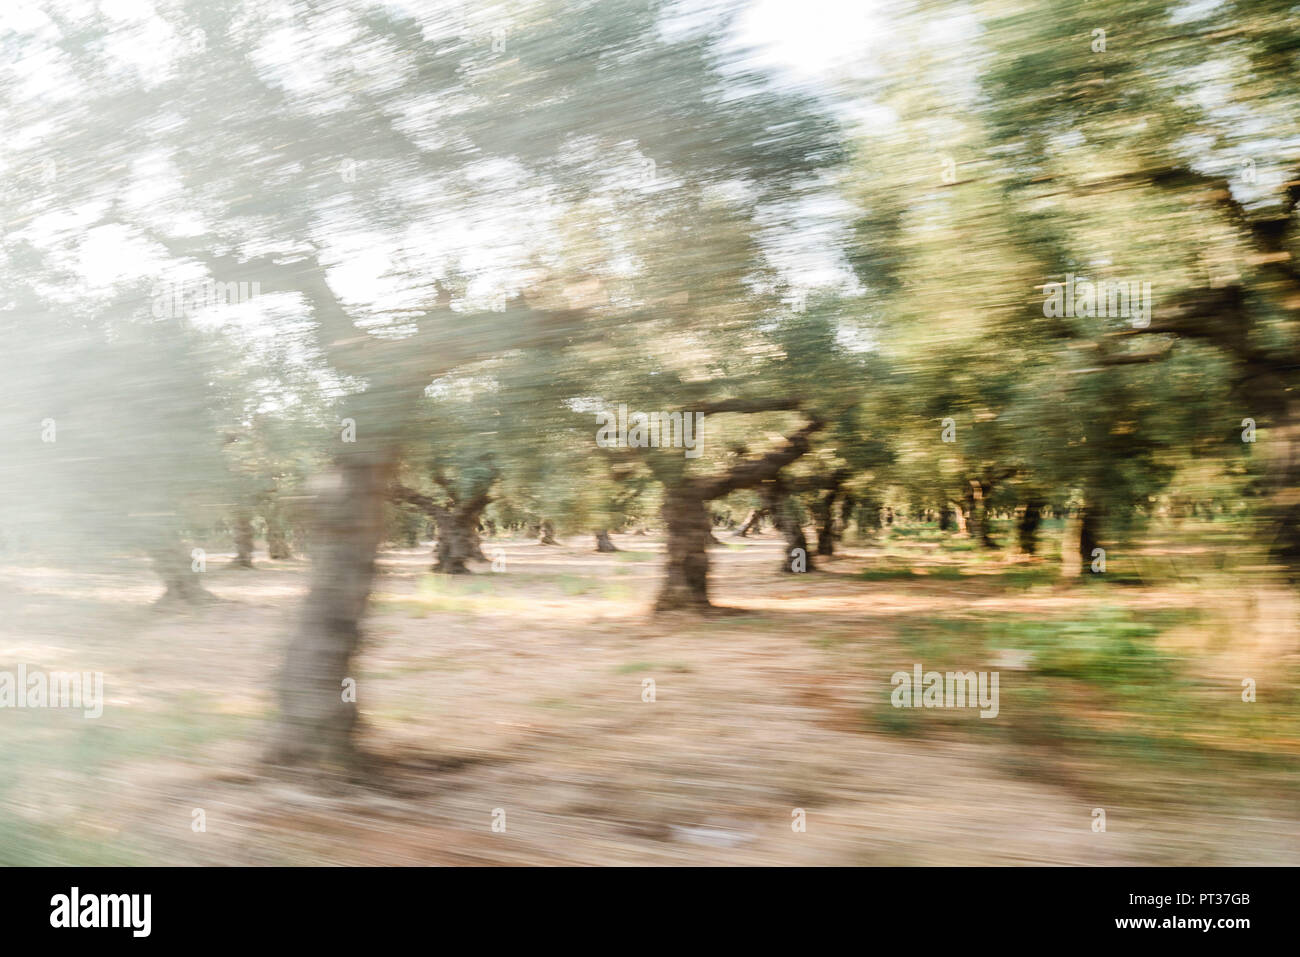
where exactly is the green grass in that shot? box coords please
[0,698,259,865]
[866,602,1300,802]
[986,565,1057,589]
[614,550,656,562]
[377,574,529,614]
[613,661,692,674]
[0,815,146,866]
[858,565,966,582]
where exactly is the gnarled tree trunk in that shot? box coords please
[733,508,766,537]
[1261,396,1300,578]
[812,474,849,556]
[938,504,954,532]
[1017,501,1043,556]
[656,489,713,611]
[432,480,494,573]
[839,493,856,538]
[149,541,215,604]
[965,480,996,548]
[653,404,824,611]
[233,511,255,568]
[594,529,619,552]
[432,506,472,573]
[268,454,393,769]
[265,507,293,560]
[763,481,812,572]
[1061,498,1104,577]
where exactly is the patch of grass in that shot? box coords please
[941,539,976,552]
[531,696,581,711]
[875,605,1300,803]
[376,574,529,614]
[858,565,966,582]
[857,568,917,582]
[1003,565,1057,588]
[887,525,926,538]
[0,815,146,866]
[613,661,691,674]
[554,574,598,596]
[0,700,256,783]
[601,580,635,601]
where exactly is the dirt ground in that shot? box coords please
[2,529,1298,865]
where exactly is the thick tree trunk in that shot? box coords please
[432,507,470,573]
[150,542,215,604]
[839,493,856,537]
[233,511,255,568]
[733,508,766,537]
[1261,396,1300,578]
[1080,504,1103,566]
[432,496,492,573]
[652,409,824,610]
[655,489,712,611]
[1017,501,1043,556]
[469,523,488,561]
[594,529,619,552]
[268,455,393,769]
[1061,499,1103,577]
[762,482,812,573]
[938,504,954,532]
[266,508,292,560]
[815,488,838,556]
[965,480,996,548]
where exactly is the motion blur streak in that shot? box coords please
[0,0,1297,865]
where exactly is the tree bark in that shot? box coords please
[433,489,493,573]
[733,508,766,537]
[265,507,292,560]
[938,504,954,532]
[149,542,215,604]
[268,454,393,769]
[1079,503,1103,572]
[839,493,856,537]
[761,481,812,573]
[1260,396,1300,577]
[594,529,619,552]
[1017,501,1043,556]
[654,410,824,610]
[656,489,714,611]
[1061,499,1103,577]
[815,488,838,556]
[233,511,255,568]
[392,471,494,573]
[431,506,470,573]
[965,480,996,548]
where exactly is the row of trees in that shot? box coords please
[2,0,1296,769]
